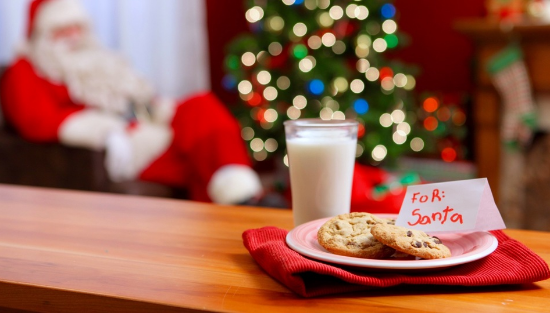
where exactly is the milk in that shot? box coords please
[287,137,357,226]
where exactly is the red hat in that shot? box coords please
[26,0,90,39]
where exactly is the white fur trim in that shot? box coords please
[207,165,263,204]
[126,123,173,178]
[152,97,178,125]
[58,110,125,150]
[33,0,90,37]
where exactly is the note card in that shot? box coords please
[395,178,506,233]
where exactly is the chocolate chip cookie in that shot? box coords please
[317,212,396,259]
[370,223,451,259]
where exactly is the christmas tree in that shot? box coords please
[224,0,430,167]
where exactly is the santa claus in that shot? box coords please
[0,0,264,204]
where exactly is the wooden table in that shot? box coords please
[0,184,549,312]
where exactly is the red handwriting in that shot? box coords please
[411,189,445,204]
[407,206,464,226]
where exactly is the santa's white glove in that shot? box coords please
[104,130,134,182]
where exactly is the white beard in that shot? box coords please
[24,33,155,115]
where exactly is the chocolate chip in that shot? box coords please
[423,242,428,247]
[414,241,422,248]
[407,231,412,237]
[432,236,442,244]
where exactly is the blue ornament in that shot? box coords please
[293,0,304,5]
[353,99,369,114]
[222,74,237,90]
[380,4,396,19]
[308,79,325,95]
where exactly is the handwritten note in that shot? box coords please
[395,178,506,233]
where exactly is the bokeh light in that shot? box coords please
[292,44,308,59]
[268,42,283,56]
[424,116,438,131]
[410,137,424,152]
[317,12,334,27]
[257,70,271,85]
[346,4,358,18]
[333,77,348,93]
[268,16,285,31]
[350,79,365,93]
[264,108,278,122]
[379,113,392,127]
[329,6,344,19]
[382,20,397,34]
[391,109,405,123]
[365,67,380,81]
[308,79,325,95]
[265,138,278,152]
[356,59,370,73]
[423,97,439,112]
[372,145,388,161]
[241,52,256,66]
[263,86,278,101]
[245,6,264,23]
[308,35,322,49]
[381,3,396,19]
[293,95,307,109]
[353,99,369,114]
[355,6,369,20]
[241,127,254,141]
[293,22,308,37]
[441,147,457,162]
[250,138,264,152]
[322,32,336,47]
[277,76,291,90]
[373,38,387,53]
[238,80,252,94]
[287,106,301,119]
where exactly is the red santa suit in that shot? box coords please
[0,0,262,204]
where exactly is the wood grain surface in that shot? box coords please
[0,184,548,312]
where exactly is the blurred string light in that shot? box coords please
[346,4,357,18]
[293,22,308,37]
[373,38,387,53]
[350,79,365,93]
[245,6,264,23]
[372,144,388,161]
[308,35,322,49]
[308,79,325,95]
[277,76,291,90]
[257,70,271,85]
[365,67,380,81]
[380,3,396,19]
[382,20,397,34]
[353,99,369,114]
[268,42,283,56]
[267,16,285,32]
[317,12,334,27]
[322,32,336,47]
[356,59,370,73]
[410,137,424,151]
[293,44,308,58]
[293,95,307,109]
[329,6,344,19]
[241,52,255,66]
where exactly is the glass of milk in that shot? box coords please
[284,119,358,226]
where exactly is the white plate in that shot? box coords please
[285,215,498,270]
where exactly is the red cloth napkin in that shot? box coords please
[243,227,550,297]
